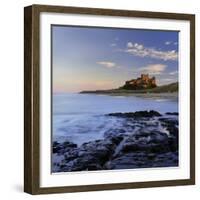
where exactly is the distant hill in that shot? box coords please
[80,82,178,94]
[145,82,178,93]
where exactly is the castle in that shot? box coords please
[122,74,157,90]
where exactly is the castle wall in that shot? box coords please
[123,74,157,89]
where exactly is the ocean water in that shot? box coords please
[53,93,178,146]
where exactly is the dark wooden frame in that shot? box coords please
[24,4,195,195]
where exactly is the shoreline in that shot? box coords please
[52,110,179,172]
[80,91,178,100]
[79,82,178,98]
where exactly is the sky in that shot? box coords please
[52,25,179,93]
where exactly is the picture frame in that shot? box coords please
[24,4,195,194]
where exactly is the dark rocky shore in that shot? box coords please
[52,110,178,172]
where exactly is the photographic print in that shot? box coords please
[52,26,179,173]
[24,5,195,194]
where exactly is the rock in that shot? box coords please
[53,110,179,172]
[64,148,79,162]
[147,131,169,144]
[147,153,156,159]
[148,143,170,153]
[53,141,60,146]
[63,141,77,148]
[53,141,62,154]
[122,142,146,152]
[107,110,162,118]
[59,139,117,172]
[159,118,179,139]
[107,135,124,145]
[167,126,178,138]
[120,129,170,153]
[165,112,179,116]
[104,125,179,170]
[134,110,162,117]
[104,152,150,170]
[52,140,77,154]
[105,151,178,170]
[121,139,169,154]
[152,151,178,167]
[104,128,126,138]
[159,118,178,126]
[60,155,103,172]
[168,136,178,151]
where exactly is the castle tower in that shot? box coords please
[151,76,156,86]
[141,74,149,81]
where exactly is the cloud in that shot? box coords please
[127,42,134,48]
[125,42,178,61]
[139,64,167,75]
[110,43,117,47]
[97,61,116,68]
[169,70,178,75]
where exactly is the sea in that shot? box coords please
[53,93,178,146]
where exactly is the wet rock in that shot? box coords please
[168,136,178,152]
[63,141,77,148]
[52,141,62,154]
[147,131,169,144]
[53,141,60,146]
[104,128,126,138]
[104,127,178,170]
[152,151,178,167]
[121,130,170,154]
[167,126,178,138]
[165,112,178,116]
[104,152,157,169]
[53,140,77,154]
[159,118,178,126]
[159,117,179,139]
[81,139,115,163]
[53,111,179,172]
[147,153,156,160]
[107,135,124,145]
[60,155,103,172]
[59,139,117,172]
[64,148,79,162]
[134,110,162,117]
[107,110,162,118]
[105,151,178,170]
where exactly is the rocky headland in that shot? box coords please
[52,110,178,172]
[80,82,178,95]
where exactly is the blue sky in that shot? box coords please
[52,25,179,93]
